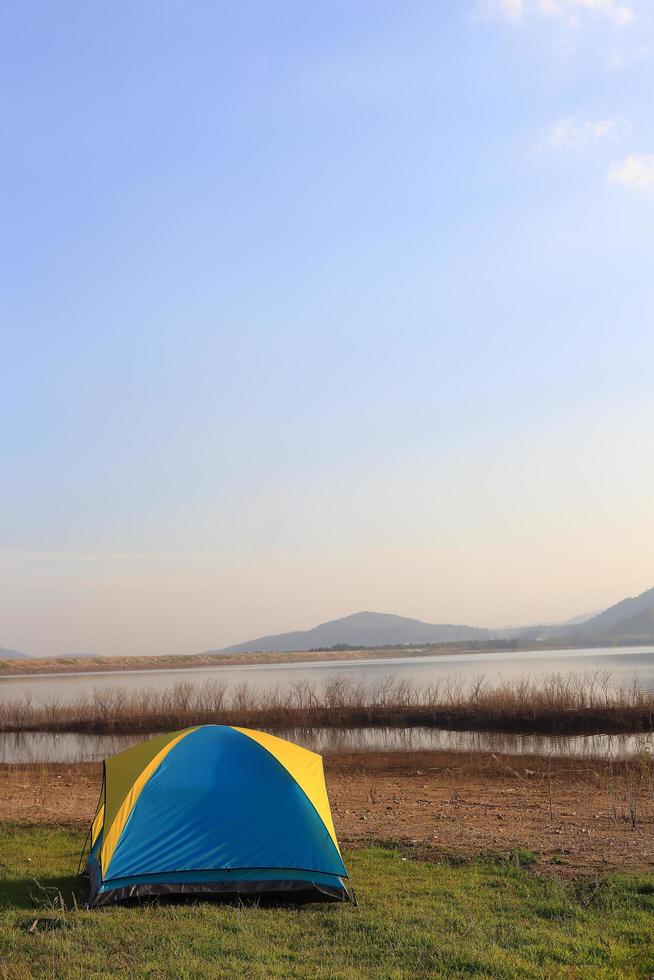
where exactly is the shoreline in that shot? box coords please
[2,639,653,678]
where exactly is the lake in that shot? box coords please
[1,727,651,764]
[1,645,653,705]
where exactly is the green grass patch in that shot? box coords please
[0,825,653,978]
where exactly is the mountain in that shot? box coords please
[0,647,30,660]
[220,587,654,654]
[573,586,654,635]
[601,607,654,639]
[500,589,654,644]
[560,609,603,626]
[220,611,491,654]
[567,586,654,641]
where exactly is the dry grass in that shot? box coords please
[1,669,653,736]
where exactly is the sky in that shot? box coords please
[2,0,654,656]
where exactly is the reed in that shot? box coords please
[0,669,653,736]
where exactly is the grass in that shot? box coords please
[1,826,653,978]
[2,670,654,737]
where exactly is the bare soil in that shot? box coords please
[2,750,652,879]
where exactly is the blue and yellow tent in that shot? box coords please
[86,725,352,905]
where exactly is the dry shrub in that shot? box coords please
[0,668,653,737]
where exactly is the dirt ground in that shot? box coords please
[1,750,653,879]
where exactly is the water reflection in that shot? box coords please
[1,727,652,765]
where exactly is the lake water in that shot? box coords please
[1,645,653,704]
[1,727,651,764]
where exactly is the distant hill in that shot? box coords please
[6,586,652,664]
[560,610,603,626]
[219,611,492,654]
[601,607,654,639]
[565,586,654,642]
[516,586,654,645]
[220,587,654,655]
[497,590,654,645]
[0,647,30,660]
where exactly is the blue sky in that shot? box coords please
[2,1,653,655]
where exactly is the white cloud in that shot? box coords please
[476,0,635,27]
[478,0,525,22]
[607,154,654,189]
[537,116,625,150]
[608,44,653,69]
[542,0,635,26]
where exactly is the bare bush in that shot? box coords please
[0,669,653,736]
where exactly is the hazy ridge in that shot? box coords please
[0,647,29,661]
[218,586,654,654]
[4,587,654,661]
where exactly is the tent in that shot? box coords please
[85,724,352,906]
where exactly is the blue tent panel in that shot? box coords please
[89,725,351,904]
